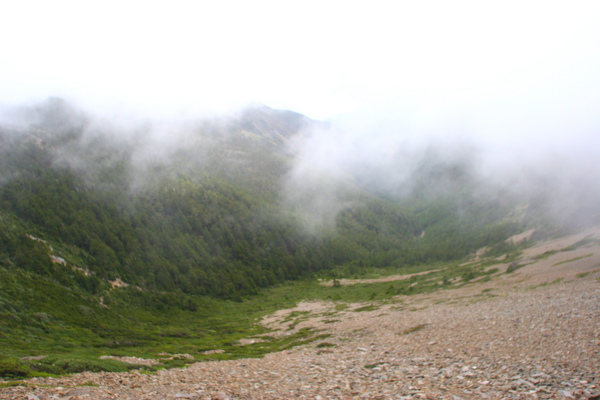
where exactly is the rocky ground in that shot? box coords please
[2,228,600,400]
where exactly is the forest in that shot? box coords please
[1,99,568,374]
[0,99,526,302]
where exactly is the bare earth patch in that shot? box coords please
[3,228,600,399]
[319,270,438,287]
[99,355,161,366]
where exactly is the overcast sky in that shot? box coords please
[2,1,600,148]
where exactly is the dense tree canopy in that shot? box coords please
[0,101,524,302]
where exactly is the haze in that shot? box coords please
[2,2,598,127]
[2,1,600,229]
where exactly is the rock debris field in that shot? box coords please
[2,228,600,400]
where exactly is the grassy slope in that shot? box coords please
[1,241,517,379]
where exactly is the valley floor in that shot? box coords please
[2,228,600,400]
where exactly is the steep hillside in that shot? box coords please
[0,99,534,362]
[0,99,522,298]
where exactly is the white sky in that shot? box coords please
[1,1,600,145]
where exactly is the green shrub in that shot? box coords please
[51,358,130,374]
[23,356,134,375]
[23,361,63,375]
[506,262,522,273]
[400,324,428,335]
[0,357,30,378]
[316,342,336,348]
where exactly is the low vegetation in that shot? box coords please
[0,248,515,380]
[552,254,593,267]
[400,324,428,335]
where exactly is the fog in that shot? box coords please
[283,117,600,232]
[1,2,599,230]
[1,94,599,235]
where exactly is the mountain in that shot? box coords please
[0,99,528,297]
[0,99,536,298]
[1,98,565,368]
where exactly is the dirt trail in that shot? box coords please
[319,269,438,287]
[3,228,600,400]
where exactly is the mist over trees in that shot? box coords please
[0,98,598,303]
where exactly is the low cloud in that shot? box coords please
[282,117,600,232]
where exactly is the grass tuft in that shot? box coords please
[552,254,593,267]
[400,324,428,335]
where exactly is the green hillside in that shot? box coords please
[0,99,530,375]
